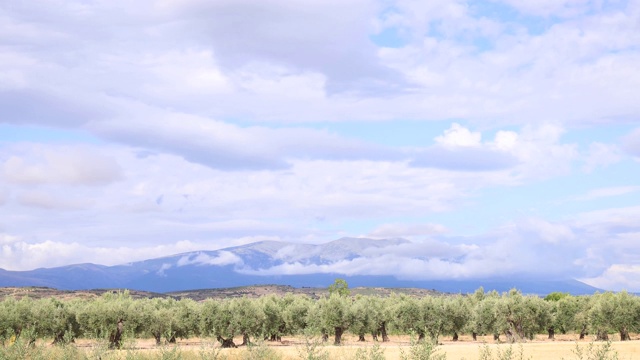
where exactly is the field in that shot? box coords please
[13,334,636,360]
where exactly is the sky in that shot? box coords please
[1,0,640,291]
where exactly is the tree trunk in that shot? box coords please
[109,319,124,349]
[52,331,68,345]
[596,330,609,341]
[452,332,459,342]
[358,334,365,342]
[493,333,500,341]
[620,328,630,341]
[242,333,250,346]
[381,322,390,342]
[217,336,237,348]
[472,332,477,341]
[168,334,176,344]
[322,333,328,342]
[371,332,378,341]
[334,327,344,345]
[579,325,587,340]
[418,331,425,341]
[548,327,555,340]
[153,332,162,346]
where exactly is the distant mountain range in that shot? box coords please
[0,237,600,295]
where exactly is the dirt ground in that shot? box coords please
[74,333,640,360]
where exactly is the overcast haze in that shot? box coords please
[1,0,640,291]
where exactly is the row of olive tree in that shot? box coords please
[1,288,639,348]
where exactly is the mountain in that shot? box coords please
[0,237,600,295]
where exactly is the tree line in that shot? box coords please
[1,287,639,349]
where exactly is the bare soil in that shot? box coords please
[73,333,640,360]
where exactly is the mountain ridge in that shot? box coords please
[0,237,600,295]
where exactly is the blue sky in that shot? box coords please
[1,0,640,290]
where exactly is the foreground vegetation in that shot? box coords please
[0,334,631,360]
[0,285,639,358]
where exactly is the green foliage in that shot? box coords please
[155,344,183,360]
[328,278,350,297]
[282,294,312,335]
[296,333,330,360]
[469,294,501,339]
[197,340,227,360]
[318,294,354,345]
[495,289,549,342]
[353,343,386,360]
[562,341,619,360]
[555,295,590,336]
[443,295,470,340]
[2,285,640,357]
[477,344,531,360]
[545,292,570,302]
[241,340,282,360]
[399,334,447,360]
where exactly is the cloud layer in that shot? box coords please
[1,0,639,291]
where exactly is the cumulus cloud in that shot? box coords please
[411,146,519,171]
[410,123,580,174]
[411,123,519,171]
[435,123,482,147]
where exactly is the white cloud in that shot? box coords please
[17,190,91,210]
[89,110,402,171]
[1,144,122,186]
[0,238,206,271]
[0,0,638,292]
[495,0,593,17]
[583,142,622,173]
[156,263,172,277]
[368,223,448,238]
[581,264,640,291]
[573,186,640,201]
[435,123,482,147]
[509,124,578,180]
[517,218,576,244]
[176,251,243,267]
[0,234,20,246]
[492,131,518,151]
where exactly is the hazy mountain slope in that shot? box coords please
[0,237,600,295]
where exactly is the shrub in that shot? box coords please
[399,335,446,360]
[562,341,619,360]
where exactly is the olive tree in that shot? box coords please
[319,294,353,345]
[76,291,142,349]
[443,295,470,341]
[495,289,549,342]
[555,295,591,339]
